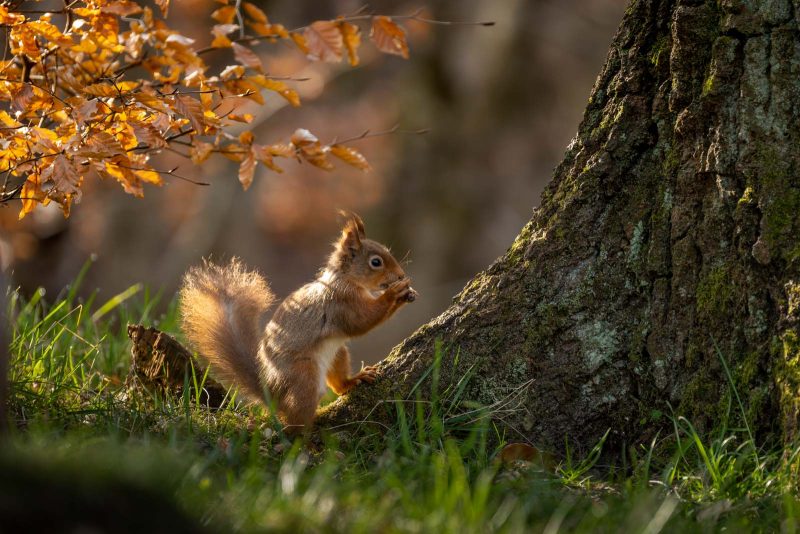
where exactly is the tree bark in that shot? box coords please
[318,0,800,453]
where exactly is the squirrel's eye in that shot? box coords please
[369,256,383,269]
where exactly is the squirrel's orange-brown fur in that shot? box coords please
[179,213,416,434]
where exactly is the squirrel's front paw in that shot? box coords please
[387,279,416,303]
[352,365,380,384]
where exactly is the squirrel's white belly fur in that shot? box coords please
[315,337,346,395]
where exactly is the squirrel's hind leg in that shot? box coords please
[279,359,321,436]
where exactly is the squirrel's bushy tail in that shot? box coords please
[179,258,276,402]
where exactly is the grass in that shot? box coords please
[4,269,800,532]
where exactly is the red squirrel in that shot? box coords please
[179,213,416,434]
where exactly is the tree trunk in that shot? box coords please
[318,0,800,453]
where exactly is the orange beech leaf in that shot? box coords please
[268,143,295,159]
[303,20,343,63]
[101,1,143,17]
[174,95,206,134]
[370,16,409,58]
[252,144,283,172]
[18,174,45,219]
[44,154,82,195]
[250,75,300,107]
[291,128,333,169]
[132,92,171,114]
[0,6,26,26]
[84,83,119,98]
[232,42,264,72]
[131,121,167,149]
[250,22,288,39]
[190,141,214,164]
[133,166,163,185]
[155,0,170,17]
[219,144,246,162]
[211,24,238,48]
[212,5,236,24]
[239,130,254,145]
[0,110,21,128]
[338,20,361,66]
[27,20,73,46]
[330,144,371,171]
[238,150,256,190]
[289,32,309,54]
[11,85,34,113]
[242,2,268,24]
[228,113,254,123]
[77,131,124,159]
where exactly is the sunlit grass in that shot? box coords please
[3,268,800,532]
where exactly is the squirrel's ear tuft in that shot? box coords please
[338,210,366,240]
[338,217,363,257]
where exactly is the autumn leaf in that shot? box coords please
[0,1,422,216]
[84,83,119,98]
[303,20,343,63]
[11,84,34,113]
[338,20,361,66]
[250,75,300,107]
[238,151,256,190]
[252,144,283,172]
[330,144,371,171]
[242,2,268,24]
[370,16,409,59]
[190,141,214,164]
[211,24,239,48]
[44,154,82,195]
[101,2,143,17]
[232,42,264,72]
[289,32,309,54]
[291,128,333,170]
[155,0,170,17]
[212,5,236,24]
[174,95,206,134]
[19,174,45,219]
[131,121,167,149]
[0,110,21,128]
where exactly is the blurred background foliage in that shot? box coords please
[0,0,627,362]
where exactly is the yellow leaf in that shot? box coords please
[0,6,26,26]
[289,32,309,54]
[19,174,44,220]
[0,110,21,128]
[211,34,231,48]
[370,16,409,59]
[228,113,254,123]
[134,167,163,185]
[338,20,361,67]
[239,131,254,145]
[330,144,371,171]
[212,5,236,24]
[250,75,300,107]
[250,22,288,39]
[84,83,118,98]
[155,0,170,17]
[101,2,143,17]
[242,2,268,24]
